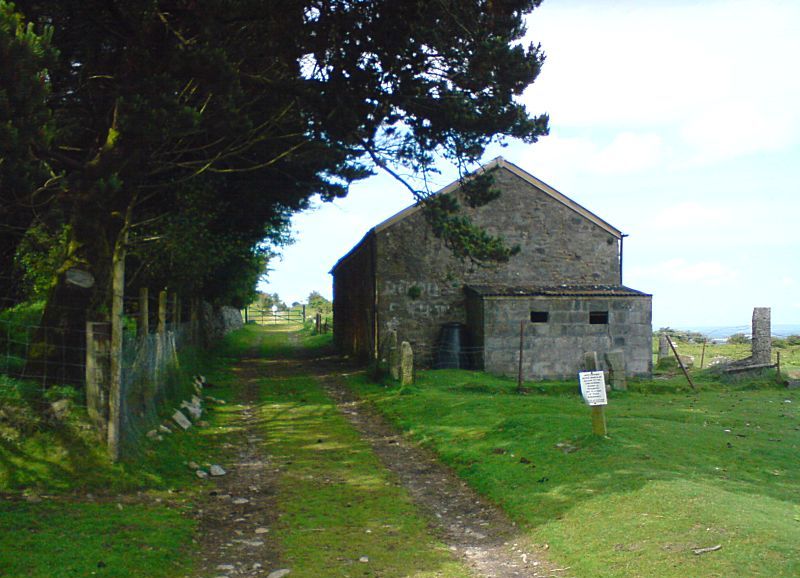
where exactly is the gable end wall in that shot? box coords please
[374,167,622,354]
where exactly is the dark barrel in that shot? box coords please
[435,322,471,369]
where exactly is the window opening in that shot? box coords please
[530,311,549,323]
[589,311,609,325]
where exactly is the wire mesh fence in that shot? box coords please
[653,325,783,370]
[117,322,190,450]
[0,296,88,405]
[0,281,200,458]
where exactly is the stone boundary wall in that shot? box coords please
[201,302,244,346]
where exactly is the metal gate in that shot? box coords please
[243,306,306,325]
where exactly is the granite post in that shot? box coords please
[400,341,414,386]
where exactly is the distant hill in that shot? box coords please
[669,324,800,339]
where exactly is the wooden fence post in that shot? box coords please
[158,290,167,335]
[190,298,199,345]
[700,338,707,369]
[85,321,111,440]
[583,351,607,436]
[666,334,696,390]
[107,227,128,462]
[155,290,168,378]
[171,292,179,330]
[138,288,149,339]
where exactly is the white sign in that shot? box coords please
[579,371,608,406]
[65,268,95,288]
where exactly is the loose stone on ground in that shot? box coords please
[321,372,563,578]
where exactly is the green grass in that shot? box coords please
[0,344,231,493]
[245,326,471,577]
[0,502,195,578]
[654,336,800,374]
[347,368,800,577]
[0,332,250,578]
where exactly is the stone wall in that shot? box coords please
[201,303,243,346]
[374,166,621,351]
[472,294,652,379]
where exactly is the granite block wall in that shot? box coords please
[374,167,621,351]
[474,295,652,379]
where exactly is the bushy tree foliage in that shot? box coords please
[5,0,548,382]
[307,291,332,315]
[0,1,58,303]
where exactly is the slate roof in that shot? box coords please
[465,284,652,298]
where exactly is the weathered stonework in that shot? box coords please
[658,334,670,361]
[373,167,621,352]
[751,307,771,365]
[400,341,414,385]
[387,329,399,380]
[467,290,652,380]
[331,158,653,379]
[605,350,628,391]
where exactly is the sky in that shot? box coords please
[260,0,800,329]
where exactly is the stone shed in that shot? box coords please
[465,285,652,379]
[331,157,653,380]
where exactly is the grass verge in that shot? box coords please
[347,368,800,577]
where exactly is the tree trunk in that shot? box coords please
[23,207,119,387]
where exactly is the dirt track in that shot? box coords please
[195,330,564,577]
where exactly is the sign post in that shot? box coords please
[579,371,608,436]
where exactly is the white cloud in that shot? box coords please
[523,0,800,165]
[680,100,795,165]
[521,132,664,176]
[587,132,664,174]
[647,201,742,232]
[629,258,740,287]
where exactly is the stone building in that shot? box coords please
[331,157,652,379]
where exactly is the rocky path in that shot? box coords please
[194,354,285,578]
[194,329,564,577]
[321,374,565,578]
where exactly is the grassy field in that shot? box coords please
[239,325,472,577]
[3,324,798,577]
[347,364,800,577]
[655,335,800,374]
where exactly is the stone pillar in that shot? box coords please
[387,330,399,380]
[400,341,414,386]
[605,350,627,391]
[657,334,670,361]
[583,351,609,392]
[751,307,771,364]
[583,351,599,371]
